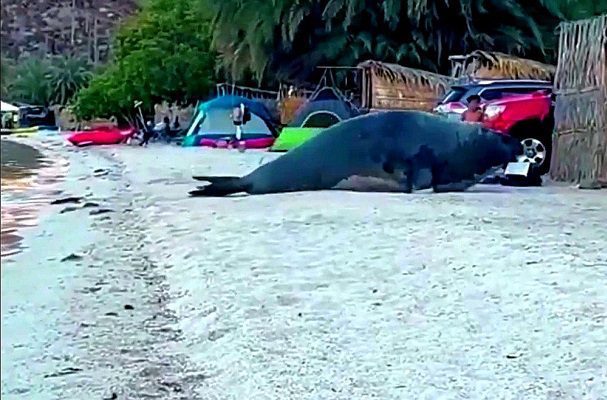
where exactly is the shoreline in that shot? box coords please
[2,137,199,399]
[2,138,607,399]
[1,136,70,258]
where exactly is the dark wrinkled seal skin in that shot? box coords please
[190,110,523,197]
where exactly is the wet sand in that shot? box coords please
[1,139,68,258]
[2,138,607,399]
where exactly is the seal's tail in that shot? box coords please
[189,176,247,197]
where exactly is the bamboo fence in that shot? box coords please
[550,14,607,188]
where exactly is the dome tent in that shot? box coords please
[183,95,277,147]
[271,86,360,152]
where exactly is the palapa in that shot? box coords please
[449,50,556,82]
[358,60,454,112]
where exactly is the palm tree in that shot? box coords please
[210,0,606,84]
[11,57,53,106]
[1,55,15,99]
[49,55,93,105]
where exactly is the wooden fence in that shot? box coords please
[550,14,607,188]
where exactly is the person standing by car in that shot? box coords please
[461,94,484,123]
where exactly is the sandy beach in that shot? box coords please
[2,136,606,399]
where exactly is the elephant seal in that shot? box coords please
[189,110,523,197]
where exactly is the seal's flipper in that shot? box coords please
[189,177,249,197]
[193,175,241,183]
[473,166,501,182]
[432,180,476,193]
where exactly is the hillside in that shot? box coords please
[1,0,138,62]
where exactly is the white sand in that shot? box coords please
[2,139,607,399]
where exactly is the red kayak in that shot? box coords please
[67,126,136,147]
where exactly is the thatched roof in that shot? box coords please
[357,60,454,111]
[449,50,556,81]
[358,60,454,93]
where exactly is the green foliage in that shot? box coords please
[2,55,92,106]
[1,56,16,99]
[10,57,53,106]
[73,0,216,121]
[211,0,607,83]
[70,0,605,118]
[50,56,94,106]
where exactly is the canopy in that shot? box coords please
[1,101,19,113]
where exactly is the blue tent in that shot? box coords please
[200,95,274,124]
[185,95,277,141]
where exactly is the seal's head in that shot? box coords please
[475,129,523,167]
[497,133,524,164]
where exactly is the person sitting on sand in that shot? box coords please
[461,94,484,123]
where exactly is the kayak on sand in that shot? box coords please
[67,126,136,147]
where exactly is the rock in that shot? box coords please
[2,0,138,62]
[60,206,79,214]
[61,253,83,262]
[43,367,83,378]
[105,312,119,317]
[82,202,100,208]
[124,304,134,310]
[94,169,109,177]
[89,208,113,216]
[51,196,82,205]
[81,286,102,293]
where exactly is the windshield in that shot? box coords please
[440,87,467,104]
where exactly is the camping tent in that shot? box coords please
[1,101,19,113]
[271,87,359,151]
[183,95,276,146]
[1,101,20,131]
[289,87,358,128]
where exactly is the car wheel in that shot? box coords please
[517,135,551,175]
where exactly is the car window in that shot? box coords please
[440,87,467,104]
[479,87,551,101]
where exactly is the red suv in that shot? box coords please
[435,81,554,174]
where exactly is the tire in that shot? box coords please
[517,133,552,175]
[509,120,553,175]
